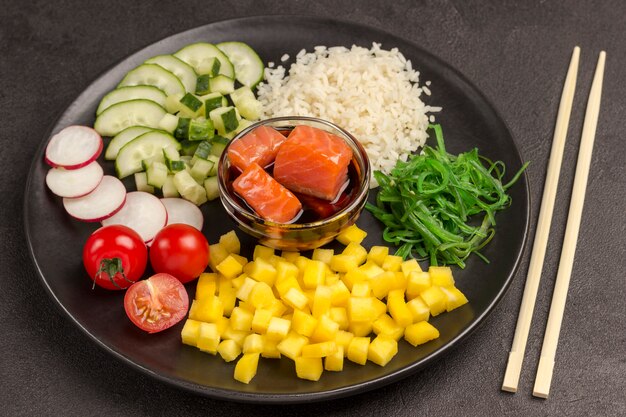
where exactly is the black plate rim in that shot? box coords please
[24,14,530,404]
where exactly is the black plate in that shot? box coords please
[24,16,529,403]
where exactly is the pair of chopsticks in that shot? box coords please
[501,47,606,398]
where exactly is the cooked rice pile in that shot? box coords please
[257,43,441,187]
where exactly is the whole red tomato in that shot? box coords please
[83,225,148,290]
[149,224,210,283]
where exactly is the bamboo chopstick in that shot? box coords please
[533,50,606,399]
[501,46,581,393]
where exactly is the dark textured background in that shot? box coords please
[2,0,625,416]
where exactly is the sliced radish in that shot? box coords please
[45,125,103,169]
[45,161,104,198]
[63,175,126,222]
[161,198,204,231]
[102,192,167,243]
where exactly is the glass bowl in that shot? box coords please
[217,116,370,251]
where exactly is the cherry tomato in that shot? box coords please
[83,225,148,290]
[124,273,189,333]
[149,224,210,283]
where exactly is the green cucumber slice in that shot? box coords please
[134,172,155,194]
[118,63,185,96]
[158,113,179,134]
[209,106,239,135]
[162,175,180,198]
[174,43,235,78]
[105,126,153,160]
[208,75,235,95]
[204,176,219,201]
[146,161,168,188]
[173,170,207,206]
[115,131,181,179]
[96,85,167,116]
[145,54,197,93]
[95,99,166,137]
[216,41,264,88]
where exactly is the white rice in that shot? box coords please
[256,43,441,187]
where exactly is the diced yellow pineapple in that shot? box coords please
[429,266,455,287]
[406,297,430,323]
[439,286,469,312]
[281,250,300,263]
[222,326,248,347]
[230,253,249,266]
[291,309,318,337]
[215,315,230,334]
[276,260,299,282]
[216,255,244,279]
[335,330,354,355]
[351,281,372,298]
[372,314,404,341]
[347,336,370,365]
[324,346,344,371]
[347,296,378,322]
[372,297,388,318]
[312,248,334,265]
[249,281,276,309]
[237,300,255,313]
[312,285,332,318]
[368,335,398,366]
[219,230,241,254]
[282,287,309,310]
[230,306,254,332]
[369,271,395,299]
[208,242,230,272]
[195,273,218,300]
[266,317,291,340]
[358,261,385,279]
[217,339,241,362]
[294,255,310,272]
[406,271,432,299]
[261,336,281,359]
[328,307,349,330]
[245,258,277,286]
[197,322,221,354]
[243,333,264,354]
[342,242,368,265]
[419,286,447,316]
[382,255,403,272]
[235,276,258,302]
[251,308,273,334]
[348,321,373,337]
[341,268,368,290]
[190,296,224,323]
[275,274,301,297]
[253,244,274,260]
[295,356,323,381]
[329,280,351,307]
[301,341,337,358]
[310,314,339,342]
[401,258,422,277]
[277,332,309,360]
[367,245,389,266]
[391,272,408,292]
[181,319,201,347]
[387,289,413,327]
[303,259,326,289]
[234,352,260,384]
[404,321,440,346]
[267,299,288,317]
[231,273,247,289]
[329,254,358,273]
[336,224,367,245]
[218,283,237,317]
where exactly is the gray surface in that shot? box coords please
[1,0,625,416]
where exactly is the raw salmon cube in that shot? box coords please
[232,162,302,223]
[227,125,288,171]
[273,125,353,201]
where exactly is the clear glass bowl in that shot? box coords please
[217,116,370,251]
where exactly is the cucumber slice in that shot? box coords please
[95,99,166,137]
[190,158,214,183]
[105,126,153,160]
[145,54,197,93]
[209,106,239,135]
[173,170,208,206]
[174,43,235,78]
[193,141,212,160]
[189,119,215,141]
[204,176,219,201]
[141,153,166,171]
[96,85,167,116]
[180,140,200,156]
[134,172,155,194]
[179,93,203,112]
[207,155,219,176]
[115,131,181,179]
[201,92,228,117]
[162,175,180,198]
[174,117,191,141]
[208,75,235,95]
[118,64,185,97]
[165,93,184,113]
[158,113,179,134]
[216,41,264,88]
[146,161,168,188]
[210,135,230,157]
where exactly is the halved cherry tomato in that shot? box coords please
[124,273,189,333]
[149,224,210,284]
[83,225,148,290]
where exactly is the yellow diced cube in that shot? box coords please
[208,242,230,272]
[282,287,309,310]
[218,283,237,316]
[294,255,310,272]
[347,336,370,365]
[429,266,455,287]
[341,268,368,290]
[181,319,201,347]
[404,321,440,346]
[369,271,395,299]
[281,250,300,263]
[243,333,264,354]
[261,336,282,359]
[312,285,332,318]
[348,321,373,337]
[439,286,469,312]
[310,314,339,342]
[312,248,334,265]
[267,299,288,317]
[406,271,432,299]
[237,300,256,313]
[336,224,367,245]
[342,242,368,265]
[190,296,224,323]
[266,317,291,340]
[401,258,422,277]
[420,286,447,316]
[253,244,274,260]
[324,346,344,371]
[329,254,359,273]
[217,339,241,362]
[230,306,254,332]
[267,254,285,267]
[329,306,349,330]
[382,255,403,272]
[301,341,337,358]
[235,276,257,302]
[219,230,241,254]
[231,273,247,289]
[325,273,340,286]
[276,332,309,360]
[245,258,277,286]
[251,308,273,334]
[387,289,413,327]
[373,297,388,318]
[197,322,220,354]
[216,255,244,279]
[249,281,276,309]
[196,272,218,300]
[406,297,430,323]
[367,246,389,266]
[222,326,248,347]
[303,260,326,289]
[215,315,230,334]
[234,353,260,384]
[329,280,351,307]
[291,309,318,337]
[275,275,301,297]
[358,261,385,279]
[230,253,249,266]
[335,330,354,355]
[351,281,372,298]
[391,272,408,291]
[347,296,378,322]
[368,335,398,366]
[295,356,323,381]
[372,314,404,341]
[276,260,299,282]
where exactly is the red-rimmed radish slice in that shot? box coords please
[63,175,126,222]
[102,192,167,243]
[45,161,104,198]
[161,198,204,231]
[45,126,103,169]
